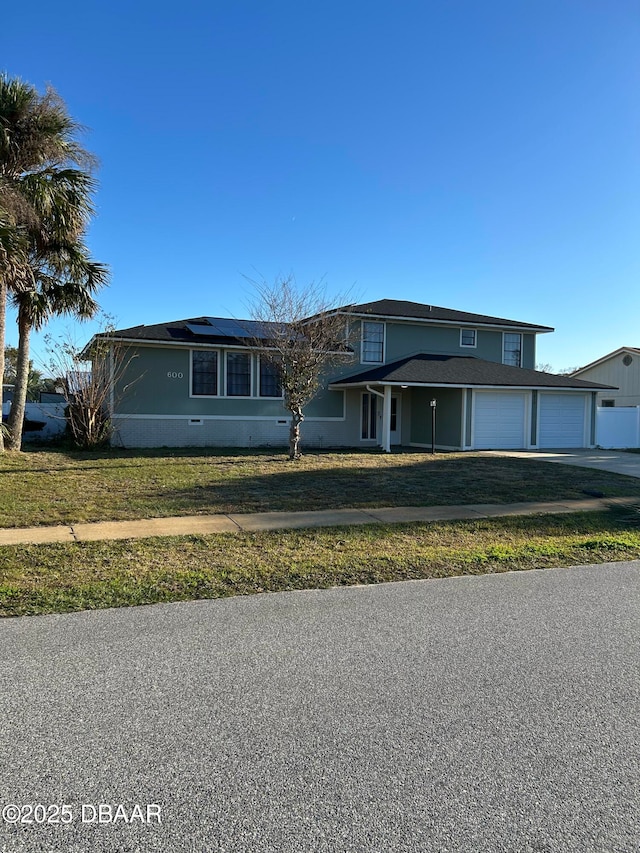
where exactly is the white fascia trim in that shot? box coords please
[330,381,602,392]
[346,313,554,334]
[98,337,274,353]
[101,337,351,357]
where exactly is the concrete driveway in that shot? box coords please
[486,448,640,479]
[1,562,639,852]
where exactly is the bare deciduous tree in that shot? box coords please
[247,276,355,460]
[44,323,139,449]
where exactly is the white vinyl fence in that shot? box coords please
[2,401,67,440]
[596,406,640,449]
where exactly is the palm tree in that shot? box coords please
[7,244,108,450]
[5,165,107,449]
[0,213,32,443]
[0,73,97,451]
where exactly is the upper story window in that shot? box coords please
[361,321,384,363]
[192,350,218,396]
[503,333,522,367]
[259,357,282,398]
[226,352,251,396]
[460,328,477,348]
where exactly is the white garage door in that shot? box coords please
[538,394,586,448]
[474,392,527,449]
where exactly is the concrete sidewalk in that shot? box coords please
[0,496,637,546]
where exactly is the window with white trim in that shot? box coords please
[226,352,251,396]
[192,350,218,396]
[460,328,476,347]
[361,322,384,363]
[503,333,522,367]
[259,357,282,397]
[361,392,377,439]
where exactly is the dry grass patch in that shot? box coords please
[0,446,638,528]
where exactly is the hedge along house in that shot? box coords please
[89,299,613,451]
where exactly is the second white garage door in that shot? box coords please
[474,392,527,449]
[538,393,587,448]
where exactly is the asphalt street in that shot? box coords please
[1,561,639,853]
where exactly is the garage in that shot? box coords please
[538,393,587,448]
[473,391,527,449]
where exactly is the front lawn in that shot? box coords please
[1,446,638,528]
[2,510,640,616]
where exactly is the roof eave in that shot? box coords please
[339,311,553,333]
[329,380,616,391]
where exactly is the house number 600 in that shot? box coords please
[167,372,184,379]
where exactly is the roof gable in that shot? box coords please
[572,347,640,376]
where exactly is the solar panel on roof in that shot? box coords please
[186,318,263,338]
[206,318,255,337]
[186,317,290,340]
[185,323,217,336]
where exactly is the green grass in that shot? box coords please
[2,510,640,617]
[1,446,638,528]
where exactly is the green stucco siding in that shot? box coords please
[385,322,505,363]
[114,346,191,414]
[522,334,536,369]
[113,345,344,418]
[465,389,473,446]
[344,319,528,368]
[410,388,462,448]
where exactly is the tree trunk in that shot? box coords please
[0,277,6,452]
[288,406,304,460]
[6,307,32,451]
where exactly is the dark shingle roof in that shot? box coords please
[105,299,553,346]
[344,299,553,332]
[330,354,615,390]
[101,317,277,347]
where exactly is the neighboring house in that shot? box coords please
[88,299,613,451]
[571,347,640,407]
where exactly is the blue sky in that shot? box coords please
[3,0,639,372]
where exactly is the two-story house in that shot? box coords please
[91,299,611,450]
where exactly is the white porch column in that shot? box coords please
[382,384,392,453]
